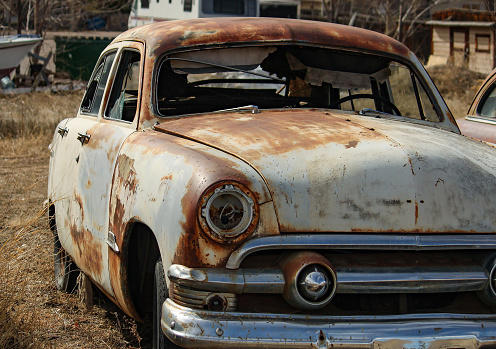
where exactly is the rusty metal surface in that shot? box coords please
[155,109,496,234]
[47,17,496,337]
[108,129,279,271]
[113,17,410,59]
[112,18,457,132]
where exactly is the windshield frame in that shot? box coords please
[152,42,446,127]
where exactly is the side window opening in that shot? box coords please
[478,85,496,117]
[105,50,141,122]
[80,52,116,115]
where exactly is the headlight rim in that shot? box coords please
[198,181,259,244]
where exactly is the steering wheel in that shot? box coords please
[329,93,402,116]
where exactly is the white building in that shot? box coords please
[128,0,260,28]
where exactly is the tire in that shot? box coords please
[53,234,79,293]
[153,259,179,349]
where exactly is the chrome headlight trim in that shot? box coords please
[199,182,259,243]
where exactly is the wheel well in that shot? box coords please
[126,223,161,317]
[49,204,56,234]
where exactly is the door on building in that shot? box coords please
[450,27,469,68]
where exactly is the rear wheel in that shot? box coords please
[50,208,79,293]
[153,259,179,349]
[54,235,79,293]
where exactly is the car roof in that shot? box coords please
[113,17,411,59]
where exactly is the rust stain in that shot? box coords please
[85,122,117,150]
[161,174,173,181]
[113,18,410,59]
[116,154,138,192]
[108,189,142,318]
[154,110,385,162]
[171,149,266,268]
[69,222,103,279]
[174,175,229,268]
[415,201,419,226]
[345,140,359,149]
[404,157,415,175]
[106,153,142,320]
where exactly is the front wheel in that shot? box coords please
[153,259,179,349]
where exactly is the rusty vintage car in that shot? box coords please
[48,18,496,349]
[458,68,496,146]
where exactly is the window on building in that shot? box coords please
[184,0,192,11]
[141,0,149,8]
[214,0,245,14]
[476,34,491,53]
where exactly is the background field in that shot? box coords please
[0,66,487,348]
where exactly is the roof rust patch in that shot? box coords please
[113,18,410,59]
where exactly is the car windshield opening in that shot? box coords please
[156,45,440,122]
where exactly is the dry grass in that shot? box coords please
[0,91,84,139]
[427,65,487,119]
[0,91,146,349]
[0,207,144,349]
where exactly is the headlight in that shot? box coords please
[199,182,259,243]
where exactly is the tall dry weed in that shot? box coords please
[0,91,84,139]
[0,205,143,349]
[0,207,49,348]
[427,65,487,119]
[0,91,143,348]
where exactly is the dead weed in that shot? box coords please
[427,65,487,119]
[0,92,145,349]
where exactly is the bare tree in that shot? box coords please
[0,0,131,34]
[318,0,452,44]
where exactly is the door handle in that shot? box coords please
[57,126,69,137]
[77,132,91,145]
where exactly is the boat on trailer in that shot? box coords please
[0,34,43,79]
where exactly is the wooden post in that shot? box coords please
[31,51,52,91]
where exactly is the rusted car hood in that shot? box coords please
[155,109,496,233]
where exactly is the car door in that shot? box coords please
[72,42,144,294]
[52,50,118,267]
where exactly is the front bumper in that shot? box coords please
[162,299,496,348]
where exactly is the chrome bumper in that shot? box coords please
[162,299,496,349]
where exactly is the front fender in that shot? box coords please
[107,129,279,317]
